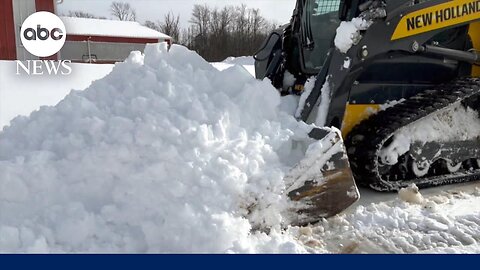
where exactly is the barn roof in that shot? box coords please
[61,17,172,40]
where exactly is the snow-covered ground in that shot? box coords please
[0,44,479,253]
[305,183,480,253]
[0,62,114,128]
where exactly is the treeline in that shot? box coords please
[144,4,277,62]
[67,2,277,62]
[182,4,276,62]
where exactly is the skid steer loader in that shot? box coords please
[256,0,480,225]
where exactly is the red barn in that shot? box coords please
[0,0,171,63]
[60,16,172,64]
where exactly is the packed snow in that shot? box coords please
[1,43,480,254]
[334,18,371,53]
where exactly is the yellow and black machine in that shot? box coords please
[255,0,480,224]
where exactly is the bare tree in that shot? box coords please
[189,4,211,57]
[144,20,160,31]
[68,10,96,18]
[180,27,194,47]
[159,12,181,41]
[110,2,136,21]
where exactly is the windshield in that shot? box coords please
[301,0,341,71]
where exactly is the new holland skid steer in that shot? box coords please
[256,0,480,224]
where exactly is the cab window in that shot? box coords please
[301,0,341,72]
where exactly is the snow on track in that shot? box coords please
[380,102,480,165]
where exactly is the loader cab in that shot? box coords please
[299,0,341,74]
[296,0,369,74]
[254,0,353,82]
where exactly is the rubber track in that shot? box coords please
[345,78,480,191]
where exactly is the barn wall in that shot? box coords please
[35,0,55,12]
[11,0,56,60]
[67,35,160,44]
[13,0,37,60]
[0,0,17,60]
[60,40,150,63]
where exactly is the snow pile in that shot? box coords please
[380,102,480,165]
[334,18,371,53]
[297,187,480,253]
[0,44,315,253]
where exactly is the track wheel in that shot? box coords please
[446,160,462,173]
[412,159,430,177]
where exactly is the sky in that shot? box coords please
[57,0,297,28]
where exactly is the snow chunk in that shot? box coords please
[283,70,296,91]
[398,184,424,205]
[334,18,372,53]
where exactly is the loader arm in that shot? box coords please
[300,0,480,128]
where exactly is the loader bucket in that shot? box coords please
[285,127,359,226]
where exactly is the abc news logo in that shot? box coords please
[23,25,64,41]
[17,11,71,75]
